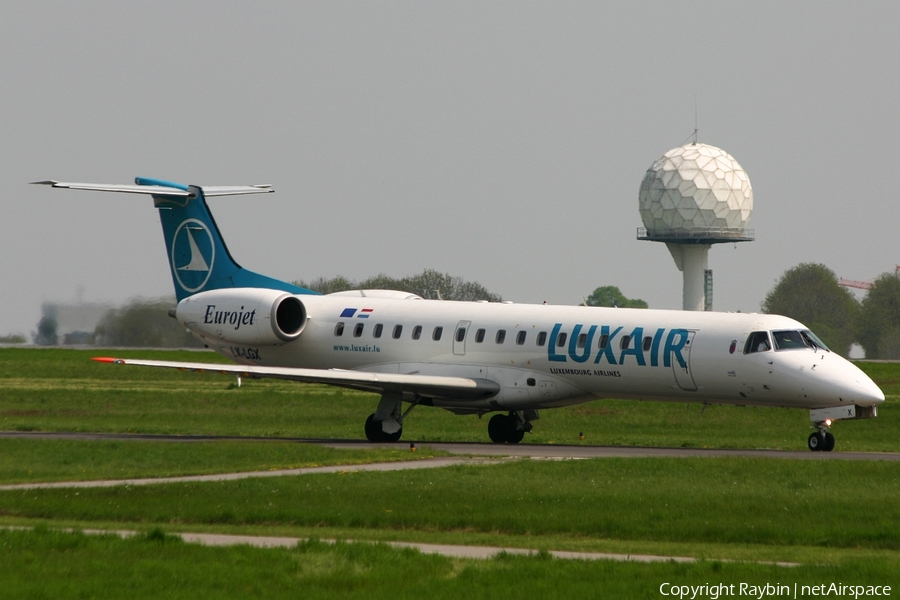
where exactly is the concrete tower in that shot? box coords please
[637,143,754,311]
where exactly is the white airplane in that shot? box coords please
[36,178,884,451]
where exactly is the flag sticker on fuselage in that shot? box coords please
[340,308,374,318]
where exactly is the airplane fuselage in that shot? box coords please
[177,289,883,415]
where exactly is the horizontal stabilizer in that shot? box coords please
[93,357,501,401]
[36,175,311,300]
[32,180,273,197]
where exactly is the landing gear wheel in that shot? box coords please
[365,414,380,442]
[808,430,836,452]
[807,432,822,451]
[488,414,515,443]
[365,413,402,443]
[808,431,825,451]
[487,414,524,444]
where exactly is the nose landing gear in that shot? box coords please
[807,422,835,452]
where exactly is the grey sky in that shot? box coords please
[2,1,897,337]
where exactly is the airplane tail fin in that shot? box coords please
[35,177,317,301]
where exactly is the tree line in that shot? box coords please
[762,263,900,359]
[295,269,503,302]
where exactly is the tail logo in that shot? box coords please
[171,218,215,293]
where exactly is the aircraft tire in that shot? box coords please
[508,428,525,444]
[807,432,824,452]
[365,414,381,442]
[823,432,835,452]
[364,414,402,443]
[488,413,514,443]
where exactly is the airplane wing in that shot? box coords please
[92,357,500,401]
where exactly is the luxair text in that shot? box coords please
[548,323,689,367]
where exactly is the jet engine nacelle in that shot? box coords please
[176,288,307,345]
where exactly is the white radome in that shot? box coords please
[639,143,752,235]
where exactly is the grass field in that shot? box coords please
[0,437,445,484]
[1,347,898,597]
[7,529,896,600]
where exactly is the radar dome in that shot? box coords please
[638,143,752,239]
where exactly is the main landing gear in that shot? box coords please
[807,421,835,452]
[488,410,538,444]
[365,413,402,443]
[364,392,420,443]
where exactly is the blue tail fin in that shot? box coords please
[138,178,316,301]
[36,177,317,300]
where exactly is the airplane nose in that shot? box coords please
[844,362,884,405]
[856,374,885,405]
[807,354,886,407]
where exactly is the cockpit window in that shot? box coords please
[772,330,805,350]
[772,329,830,352]
[744,331,771,354]
[801,330,830,352]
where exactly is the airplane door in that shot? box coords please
[453,321,471,356]
[672,330,698,391]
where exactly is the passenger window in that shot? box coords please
[577,333,587,349]
[475,328,486,343]
[353,323,364,337]
[620,335,631,350]
[744,331,771,354]
[334,322,345,337]
[642,336,652,351]
[393,325,403,339]
[536,331,547,346]
[496,330,506,344]
[433,326,443,341]
[373,324,383,338]
[516,331,526,345]
[557,332,567,347]
[598,334,609,349]
[412,326,423,340]
[455,327,466,343]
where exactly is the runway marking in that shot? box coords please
[0,526,801,567]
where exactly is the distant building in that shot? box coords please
[38,302,112,345]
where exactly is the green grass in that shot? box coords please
[0,438,443,484]
[1,347,897,451]
[4,528,895,600]
[1,348,899,596]
[2,459,899,552]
